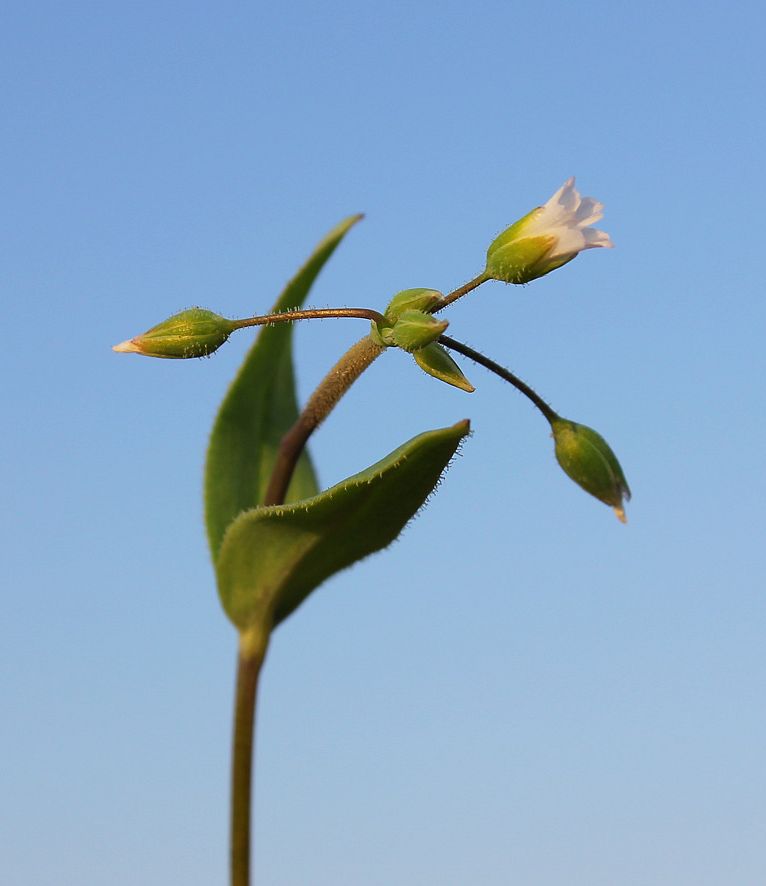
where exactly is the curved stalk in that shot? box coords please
[439,334,559,424]
[263,335,384,506]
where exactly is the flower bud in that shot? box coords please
[551,418,630,522]
[384,288,442,321]
[485,178,613,285]
[413,343,474,393]
[113,308,236,359]
[370,289,445,349]
[390,310,448,352]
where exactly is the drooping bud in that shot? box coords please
[551,418,631,522]
[390,310,448,352]
[485,178,613,285]
[413,343,474,393]
[113,308,236,359]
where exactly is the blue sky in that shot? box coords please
[3,1,765,884]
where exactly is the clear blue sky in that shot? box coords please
[3,1,765,883]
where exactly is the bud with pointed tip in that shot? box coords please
[385,288,442,321]
[390,310,448,352]
[370,288,445,349]
[485,178,613,285]
[551,418,631,522]
[413,343,474,393]
[113,308,236,359]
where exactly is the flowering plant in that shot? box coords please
[115,180,628,885]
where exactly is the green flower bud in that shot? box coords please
[485,178,613,285]
[551,418,631,522]
[370,289,444,349]
[390,310,448,352]
[413,343,474,393]
[113,308,236,359]
[384,288,442,321]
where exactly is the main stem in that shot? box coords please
[231,631,267,886]
[230,333,385,886]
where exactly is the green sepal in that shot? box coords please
[486,207,541,253]
[390,310,449,352]
[114,308,236,358]
[485,233,562,285]
[215,420,470,631]
[204,215,362,562]
[413,343,475,393]
[369,320,396,348]
[371,289,443,349]
[551,418,631,522]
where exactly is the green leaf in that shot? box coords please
[204,215,363,562]
[216,420,470,631]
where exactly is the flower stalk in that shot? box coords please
[432,273,490,312]
[439,334,558,423]
[439,334,630,521]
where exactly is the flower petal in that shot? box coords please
[582,227,614,249]
[574,196,604,226]
[536,177,579,227]
[548,226,588,257]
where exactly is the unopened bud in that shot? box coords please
[384,288,442,321]
[551,418,631,522]
[370,289,445,349]
[390,310,448,352]
[113,308,236,359]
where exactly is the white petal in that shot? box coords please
[523,179,611,251]
[540,177,579,226]
[549,226,588,257]
[574,196,604,226]
[544,178,573,208]
[557,177,579,213]
[581,227,614,249]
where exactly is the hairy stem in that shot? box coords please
[439,334,559,424]
[263,335,385,506]
[233,307,386,331]
[433,272,490,312]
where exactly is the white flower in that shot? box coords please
[485,177,613,284]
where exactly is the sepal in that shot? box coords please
[413,343,474,393]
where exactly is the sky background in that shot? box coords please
[2,1,765,884]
